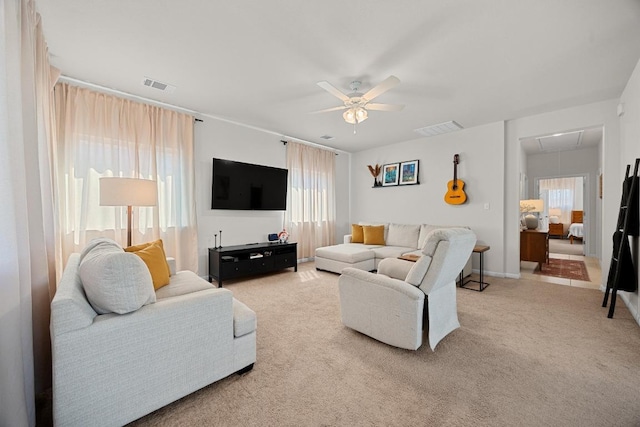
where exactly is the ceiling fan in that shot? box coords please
[313,75,405,131]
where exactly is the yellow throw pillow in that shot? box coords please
[125,240,171,290]
[363,225,385,245]
[126,239,171,274]
[351,224,364,243]
[125,239,166,254]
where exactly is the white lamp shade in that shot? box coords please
[519,199,544,213]
[100,177,158,206]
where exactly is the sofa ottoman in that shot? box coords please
[315,244,376,273]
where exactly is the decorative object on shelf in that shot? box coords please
[278,229,289,243]
[519,199,544,230]
[367,164,382,187]
[219,230,223,248]
[214,233,218,248]
[444,154,467,205]
[399,160,419,185]
[382,163,400,186]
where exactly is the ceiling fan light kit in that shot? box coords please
[343,107,368,124]
[314,75,404,129]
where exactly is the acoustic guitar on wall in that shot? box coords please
[444,154,467,205]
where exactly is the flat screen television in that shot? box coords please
[211,158,288,210]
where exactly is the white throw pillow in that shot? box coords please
[386,223,420,248]
[79,238,156,314]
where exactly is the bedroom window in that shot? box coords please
[539,176,583,224]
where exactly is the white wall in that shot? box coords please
[618,57,640,324]
[505,99,620,279]
[193,118,350,277]
[526,147,599,257]
[335,151,351,241]
[351,121,506,276]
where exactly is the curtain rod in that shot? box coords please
[59,76,199,115]
[58,75,346,155]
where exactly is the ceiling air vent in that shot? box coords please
[536,130,583,152]
[320,135,335,140]
[141,77,176,93]
[414,120,463,137]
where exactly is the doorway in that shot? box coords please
[537,175,586,256]
[518,126,603,289]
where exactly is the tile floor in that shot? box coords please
[520,253,602,290]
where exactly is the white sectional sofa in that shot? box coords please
[315,222,473,277]
[51,240,256,427]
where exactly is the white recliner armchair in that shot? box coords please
[338,228,476,350]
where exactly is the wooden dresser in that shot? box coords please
[548,223,564,238]
[520,230,549,271]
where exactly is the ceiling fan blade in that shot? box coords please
[316,81,350,102]
[365,103,405,112]
[310,105,348,114]
[362,75,400,101]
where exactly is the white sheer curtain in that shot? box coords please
[1,0,57,425]
[53,83,198,272]
[539,177,583,224]
[285,142,336,259]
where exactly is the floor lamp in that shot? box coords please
[100,177,158,247]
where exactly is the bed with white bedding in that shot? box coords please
[568,210,584,244]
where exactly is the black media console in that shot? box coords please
[208,242,297,287]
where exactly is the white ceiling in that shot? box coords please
[37,1,640,153]
[520,127,603,155]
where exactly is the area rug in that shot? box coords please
[535,258,590,281]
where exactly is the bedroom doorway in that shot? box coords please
[518,126,603,288]
[537,175,586,256]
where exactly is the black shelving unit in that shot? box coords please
[208,242,297,287]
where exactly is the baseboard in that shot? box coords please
[471,269,506,278]
[619,292,640,326]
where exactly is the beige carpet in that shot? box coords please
[130,263,640,426]
[549,238,584,256]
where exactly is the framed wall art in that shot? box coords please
[382,163,399,186]
[399,160,419,185]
